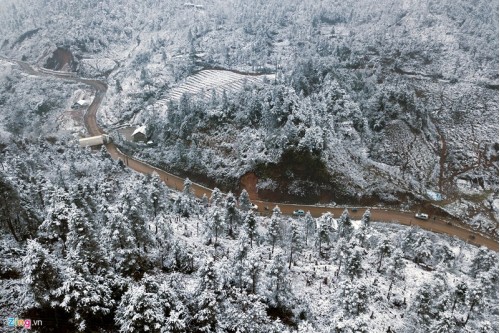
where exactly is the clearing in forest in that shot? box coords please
[158,70,275,105]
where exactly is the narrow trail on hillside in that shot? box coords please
[2,56,497,252]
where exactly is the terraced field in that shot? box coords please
[156,70,275,107]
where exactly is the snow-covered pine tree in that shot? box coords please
[104,207,149,277]
[264,253,294,313]
[288,220,302,269]
[147,172,165,218]
[210,206,225,247]
[303,211,315,246]
[115,278,165,333]
[244,211,258,248]
[361,208,371,230]
[470,246,497,278]
[23,239,63,307]
[202,205,224,247]
[239,189,252,212]
[246,251,263,294]
[316,213,333,257]
[231,234,250,291]
[210,187,222,207]
[337,209,353,239]
[65,206,108,274]
[377,237,393,272]
[224,192,238,238]
[218,289,274,332]
[340,279,370,316]
[268,206,282,255]
[451,280,467,313]
[386,249,406,301]
[192,258,220,332]
[345,246,364,281]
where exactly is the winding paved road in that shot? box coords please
[3,57,498,252]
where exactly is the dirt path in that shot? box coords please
[5,57,497,252]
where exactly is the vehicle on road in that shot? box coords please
[79,134,111,147]
[351,208,358,212]
[250,204,258,210]
[293,209,305,216]
[415,213,429,220]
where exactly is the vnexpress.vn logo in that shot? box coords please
[5,317,42,329]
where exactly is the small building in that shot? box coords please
[79,134,110,147]
[77,99,89,106]
[132,125,147,142]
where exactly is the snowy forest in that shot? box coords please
[0,0,498,332]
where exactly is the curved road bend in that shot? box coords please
[6,58,498,252]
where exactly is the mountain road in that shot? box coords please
[3,57,497,252]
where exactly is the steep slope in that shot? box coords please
[0,0,497,233]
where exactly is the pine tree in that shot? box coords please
[183,178,194,196]
[126,202,154,255]
[218,289,273,332]
[470,247,497,277]
[104,207,148,277]
[244,212,258,248]
[265,254,293,311]
[316,213,332,257]
[451,281,467,313]
[201,193,209,208]
[432,313,455,333]
[413,235,433,265]
[304,211,315,246]
[193,258,220,332]
[224,192,238,238]
[210,206,225,247]
[65,206,107,274]
[247,251,262,294]
[116,280,165,333]
[377,238,393,272]
[288,220,302,269]
[464,284,484,326]
[38,186,72,253]
[340,280,369,315]
[345,246,364,280]
[338,209,353,239]
[147,172,164,218]
[386,249,405,300]
[268,208,281,255]
[413,275,449,326]
[239,189,252,212]
[210,187,222,207]
[231,234,250,290]
[23,240,63,307]
[158,280,188,333]
[361,209,371,230]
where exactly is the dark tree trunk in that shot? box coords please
[377,252,384,272]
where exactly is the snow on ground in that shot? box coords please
[163,70,274,102]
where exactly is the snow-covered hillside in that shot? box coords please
[0,1,497,231]
[0,1,498,331]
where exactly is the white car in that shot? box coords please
[293,209,305,216]
[415,213,429,220]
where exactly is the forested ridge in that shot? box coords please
[0,0,497,228]
[0,0,498,331]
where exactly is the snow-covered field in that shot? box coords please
[163,70,274,102]
[0,0,498,331]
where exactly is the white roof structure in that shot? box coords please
[79,134,110,147]
[77,99,89,106]
[132,125,147,136]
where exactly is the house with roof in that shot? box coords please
[132,125,147,142]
